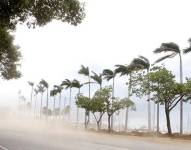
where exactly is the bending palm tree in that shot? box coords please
[153,42,183,134]
[54,85,63,119]
[33,88,38,118]
[183,38,191,54]
[37,84,45,118]
[131,56,152,132]
[91,71,103,89]
[39,79,49,119]
[115,64,133,131]
[102,69,116,129]
[28,81,34,109]
[72,79,84,123]
[50,88,57,117]
[61,79,74,120]
[78,65,91,128]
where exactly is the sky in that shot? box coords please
[1,0,191,131]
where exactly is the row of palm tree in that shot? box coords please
[27,38,191,133]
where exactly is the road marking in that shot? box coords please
[0,145,8,150]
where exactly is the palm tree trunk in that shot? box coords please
[125,74,131,131]
[153,101,156,132]
[34,95,37,119]
[46,88,49,120]
[157,101,160,135]
[111,77,115,130]
[76,88,80,124]
[179,53,183,134]
[53,96,56,117]
[147,69,151,132]
[40,93,43,118]
[69,88,72,120]
[30,86,33,109]
[99,84,102,129]
[59,92,61,119]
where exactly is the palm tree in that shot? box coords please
[102,69,116,129]
[115,64,133,131]
[54,85,63,118]
[39,79,49,119]
[50,88,57,117]
[33,88,38,117]
[183,38,191,54]
[72,79,84,123]
[28,81,34,108]
[91,71,103,89]
[37,84,45,118]
[153,42,183,134]
[61,79,74,120]
[131,56,152,132]
[78,65,91,128]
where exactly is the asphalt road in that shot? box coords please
[0,120,190,150]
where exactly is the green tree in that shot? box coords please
[140,67,191,135]
[154,43,184,134]
[0,27,21,80]
[0,0,85,79]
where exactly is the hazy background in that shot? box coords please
[0,0,191,132]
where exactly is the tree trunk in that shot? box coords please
[111,77,115,130]
[30,86,34,110]
[165,108,172,135]
[125,74,131,131]
[40,93,43,118]
[125,107,129,131]
[179,53,183,134]
[53,96,56,117]
[59,92,61,119]
[34,95,37,118]
[46,88,49,120]
[69,88,72,120]
[152,101,155,132]
[157,101,160,135]
[108,115,111,133]
[147,69,151,132]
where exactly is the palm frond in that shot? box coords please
[78,65,89,76]
[90,71,102,85]
[28,81,34,86]
[102,69,115,81]
[61,79,72,89]
[154,53,177,64]
[39,79,49,88]
[183,47,191,54]
[154,42,180,54]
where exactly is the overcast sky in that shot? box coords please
[1,0,191,130]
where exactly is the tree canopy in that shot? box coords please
[0,0,85,80]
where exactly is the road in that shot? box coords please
[0,120,190,150]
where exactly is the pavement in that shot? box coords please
[0,119,190,150]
